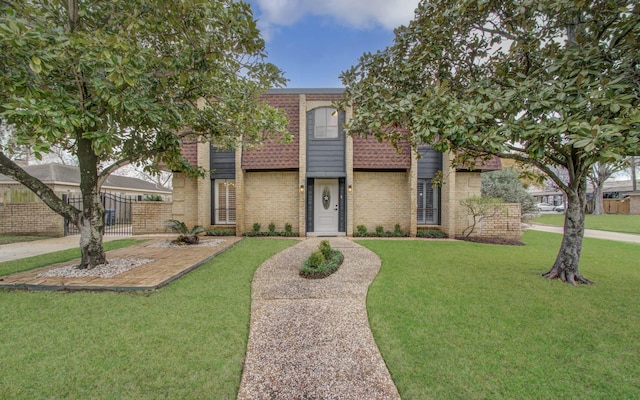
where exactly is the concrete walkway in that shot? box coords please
[238,237,400,400]
[0,235,133,263]
[527,224,640,244]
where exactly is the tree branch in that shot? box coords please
[0,151,80,222]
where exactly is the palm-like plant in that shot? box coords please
[165,220,205,245]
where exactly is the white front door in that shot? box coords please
[314,179,339,234]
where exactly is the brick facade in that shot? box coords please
[352,171,411,234]
[132,202,173,235]
[243,171,300,233]
[0,203,64,236]
[171,172,199,227]
[454,172,521,239]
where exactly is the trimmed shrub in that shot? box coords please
[375,225,385,236]
[284,223,293,236]
[252,223,261,233]
[268,222,276,233]
[205,229,235,236]
[308,251,325,268]
[355,225,368,237]
[300,241,344,279]
[417,229,448,238]
[319,240,332,259]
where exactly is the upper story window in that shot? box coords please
[313,107,339,139]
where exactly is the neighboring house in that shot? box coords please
[530,179,640,214]
[173,88,512,238]
[0,163,173,236]
[0,163,172,203]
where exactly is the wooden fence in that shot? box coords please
[602,198,631,214]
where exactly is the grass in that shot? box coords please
[0,235,57,245]
[0,238,296,399]
[0,239,144,277]
[533,213,640,235]
[359,232,640,399]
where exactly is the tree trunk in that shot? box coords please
[76,133,107,269]
[592,185,604,215]
[542,179,593,285]
[78,209,107,269]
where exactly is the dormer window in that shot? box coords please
[313,107,339,139]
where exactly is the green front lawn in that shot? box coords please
[0,238,296,399]
[0,239,144,277]
[533,214,640,235]
[360,232,640,399]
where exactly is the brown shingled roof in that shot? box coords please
[353,136,411,169]
[455,153,502,171]
[242,94,300,170]
[180,138,198,168]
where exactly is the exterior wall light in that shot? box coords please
[300,184,305,192]
[348,185,352,193]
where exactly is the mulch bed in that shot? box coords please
[455,236,525,246]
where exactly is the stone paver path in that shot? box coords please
[0,236,242,291]
[238,237,400,400]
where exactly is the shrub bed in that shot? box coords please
[353,224,409,238]
[416,229,448,238]
[300,240,344,279]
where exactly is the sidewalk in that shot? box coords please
[527,224,640,244]
[238,237,400,400]
[0,235,136,263]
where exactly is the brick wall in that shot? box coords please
[454,171,521,239]
[474,203,521,239]
[352,171,411,233]
[132,202,173,235]
[0,203,64,236]
[243,171,300,233]
[171,173,199,227]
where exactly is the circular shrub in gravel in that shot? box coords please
[299,250,344,279]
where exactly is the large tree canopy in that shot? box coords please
[0,0,288,268]
[340,0,639,284]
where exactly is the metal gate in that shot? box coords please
[64,192,133,236]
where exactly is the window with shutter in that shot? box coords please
[214,179,236,224]
[417,178,439,224]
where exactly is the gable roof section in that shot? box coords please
[180,138,199,168]
[455,154,502,172]
[0,163,171,193]
[353,136,411,169]
[242,93,300,170]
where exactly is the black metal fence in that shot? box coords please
[64,192,133,236]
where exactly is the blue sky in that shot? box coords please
[247,0,420,88]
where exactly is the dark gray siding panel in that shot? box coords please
[417,146,443,179]
[306,109,346,177]
[306,178,314,233]
[210,147,235,179]
[338,178,346,233]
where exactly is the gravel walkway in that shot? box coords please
[238,238,401,400]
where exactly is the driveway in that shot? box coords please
[527,224,640,244]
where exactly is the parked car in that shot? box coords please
[554,204,565,212]
[536,202,555,211]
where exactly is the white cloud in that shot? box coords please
[254,0,419,31]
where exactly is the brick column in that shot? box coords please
[440,151,457,237]
[409,148,418,237]
[197,141,211,228]
[235,141,245,235]
[345,105,354,237]
[298,94,307,236]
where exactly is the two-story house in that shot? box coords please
[172,88,516,238]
